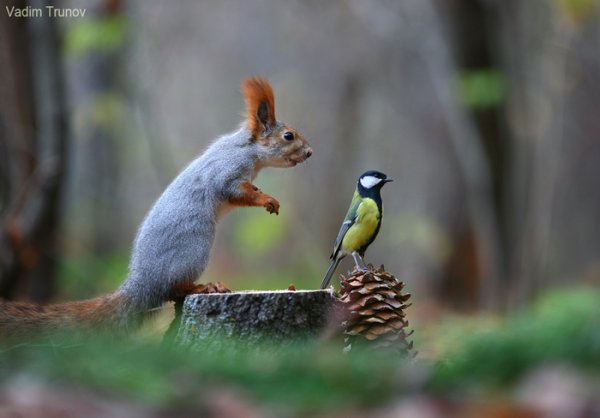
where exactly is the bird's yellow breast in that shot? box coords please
[341,198,381,253]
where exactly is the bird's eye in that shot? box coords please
[283,131,294,141]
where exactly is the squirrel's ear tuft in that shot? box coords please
[242,77,276,137]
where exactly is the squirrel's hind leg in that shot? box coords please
[169,281,231,301]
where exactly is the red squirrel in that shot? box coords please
[0,78,313,339]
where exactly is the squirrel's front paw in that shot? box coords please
[264,196,280,215]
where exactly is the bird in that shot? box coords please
[321,170,392,289]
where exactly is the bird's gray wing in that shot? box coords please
[330,192,362,259]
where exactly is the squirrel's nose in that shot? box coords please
[305,148,313,159]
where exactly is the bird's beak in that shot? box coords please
[383,178,394,183]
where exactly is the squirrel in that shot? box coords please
[0,77,313,339]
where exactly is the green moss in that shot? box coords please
[3,287,600,412]
[0,336,403,411]
[430,287,600,390]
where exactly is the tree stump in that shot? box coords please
[173,290,335,351]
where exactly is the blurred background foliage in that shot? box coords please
[1,0,600,338]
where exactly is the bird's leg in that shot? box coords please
[351,252,369,273]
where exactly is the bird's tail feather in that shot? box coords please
[321,257,341,289]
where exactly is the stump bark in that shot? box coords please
[173,290,335,351]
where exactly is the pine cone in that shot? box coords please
[338,265,414,356]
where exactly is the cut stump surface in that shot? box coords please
[174,290,335,350]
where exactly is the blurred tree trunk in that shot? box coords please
[435,0,600,308]
[65,0,126,254]
[440,0,508,309]
[417,1,504,310]
[360,0,503,310]
[498,1,600,305]
[0,0,68,302]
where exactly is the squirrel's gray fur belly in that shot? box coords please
[120,129,256,313]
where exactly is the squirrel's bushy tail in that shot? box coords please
[0,292,133,339]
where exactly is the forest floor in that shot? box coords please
[1,287,599,418]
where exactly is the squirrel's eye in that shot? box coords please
[283,131,294,141]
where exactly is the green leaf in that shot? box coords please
[456,69,506,109]
[65,16,126,56]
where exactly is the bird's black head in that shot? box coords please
[357,170,393,194]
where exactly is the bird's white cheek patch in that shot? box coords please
[360,176,381,189]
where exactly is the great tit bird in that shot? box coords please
[321,170,392,289]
